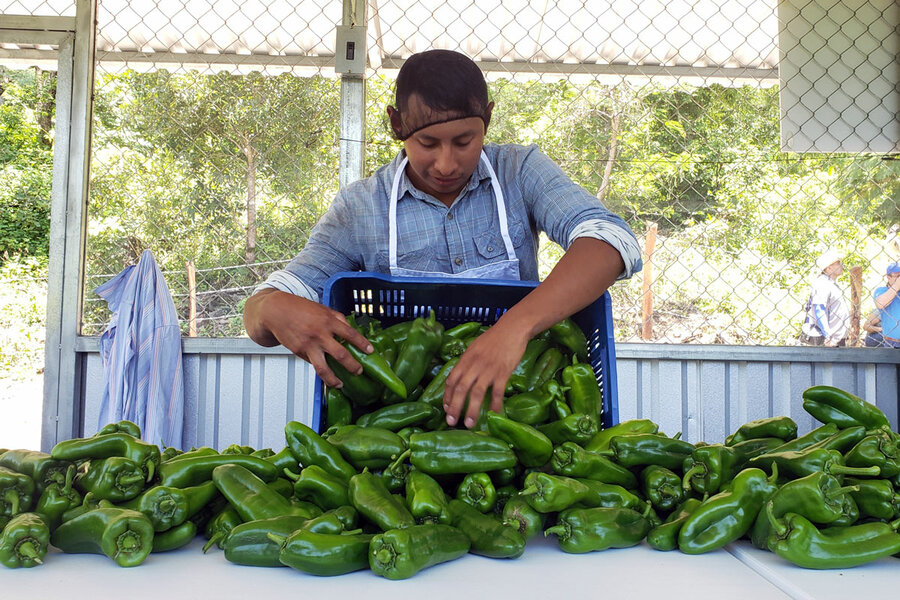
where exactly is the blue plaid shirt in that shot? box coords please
[259,143,641,300]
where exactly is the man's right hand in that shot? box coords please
[242,288,373,389]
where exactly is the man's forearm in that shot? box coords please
[243,288,282,347]
[498,237,625,338]
[875,287,899,310]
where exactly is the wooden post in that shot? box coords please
[849,265,862,346]
[186,261,197,337]
[642,222,658,341]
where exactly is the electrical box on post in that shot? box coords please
[335,25,367,75]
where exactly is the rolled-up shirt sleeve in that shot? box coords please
[567,219,643,280]
[254,270,319,301]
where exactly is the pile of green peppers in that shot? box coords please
[2,310,900,576]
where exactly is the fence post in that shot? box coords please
[642,222,658,341]
[186,260,197,337]
[849,265,862,346]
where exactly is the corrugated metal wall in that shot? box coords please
[77,339,900,449]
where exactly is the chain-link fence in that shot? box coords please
[79,0,900,346]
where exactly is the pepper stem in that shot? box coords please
[544,524,569,540]
[145,460,155,482]
[765,500,787,537]
[825,485,859,499]
[63,464,76,493]
[266,532,288,546]
[202,532,224,553]
[17,540,40,562]
[4,489,20,515]
[118,473,146,487]
[681,464,706,494]
[827,464,881,477]
[519,485,538,497]
[387,449,412,473]
[283,468,301,481]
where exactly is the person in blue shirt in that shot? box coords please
[872,262,900,348]
[244,49,641,428]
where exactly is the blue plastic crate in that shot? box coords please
[313,271,619,433]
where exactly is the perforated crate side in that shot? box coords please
[313,272,618,432]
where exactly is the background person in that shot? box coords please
[799,250,848,347]
[872,262,900,348]
[243,49,641,429]
[862,310,885,347]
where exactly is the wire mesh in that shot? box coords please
[79,0,900,346]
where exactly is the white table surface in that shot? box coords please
[5,535,898,600]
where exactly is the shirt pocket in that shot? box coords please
[397,245,438,272]
[474,218,527,259]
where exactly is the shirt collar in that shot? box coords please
[393,148,492,203]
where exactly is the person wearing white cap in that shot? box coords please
[799,250,848,346]
[872,262,900,348]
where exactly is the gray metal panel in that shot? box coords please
[77,338,899,449]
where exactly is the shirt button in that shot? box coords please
[447,212,453,220]
[487,246,494,252]
[454,258,462,266]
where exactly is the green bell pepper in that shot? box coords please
[369,523,470,580]
[52,432,161,483]
[285,420,357,481]
[0,512,49,568]
[75,456,145,503]
[323,424,407,470]
[447,498,526,559]
[455,472,497,513]
[0,465,34,517]
[550,442,637,489]
[487,411,553,467]
[405,469,452,525]
[408,430,516,475]
[270,530,374,576]
[348,468,415,531]
[584,419,660,452]
[545,506,651,553]
[502,495,547,540]
[641,465,684,512]
[51,506,155,567]
[724,416,797,446]
[801,385,891,430]
[646,497,703,552]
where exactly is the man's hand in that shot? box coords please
[243,289,373,389]
[443,316,531,429]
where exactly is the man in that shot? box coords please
[800,250,848,347]
[873,262,900,348]
[243,50,640,428]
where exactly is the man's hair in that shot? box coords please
[391,49,490,140]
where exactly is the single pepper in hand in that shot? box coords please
[0,512,49,568]
[369,523,470,580]
[801,385,891,430]
[340,333,407,400]
[525,347,566,392]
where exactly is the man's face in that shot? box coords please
[390,94,490,207]
[888,272,899,286]
[824,260,843,278]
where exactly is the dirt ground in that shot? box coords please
[0,375,44,450]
